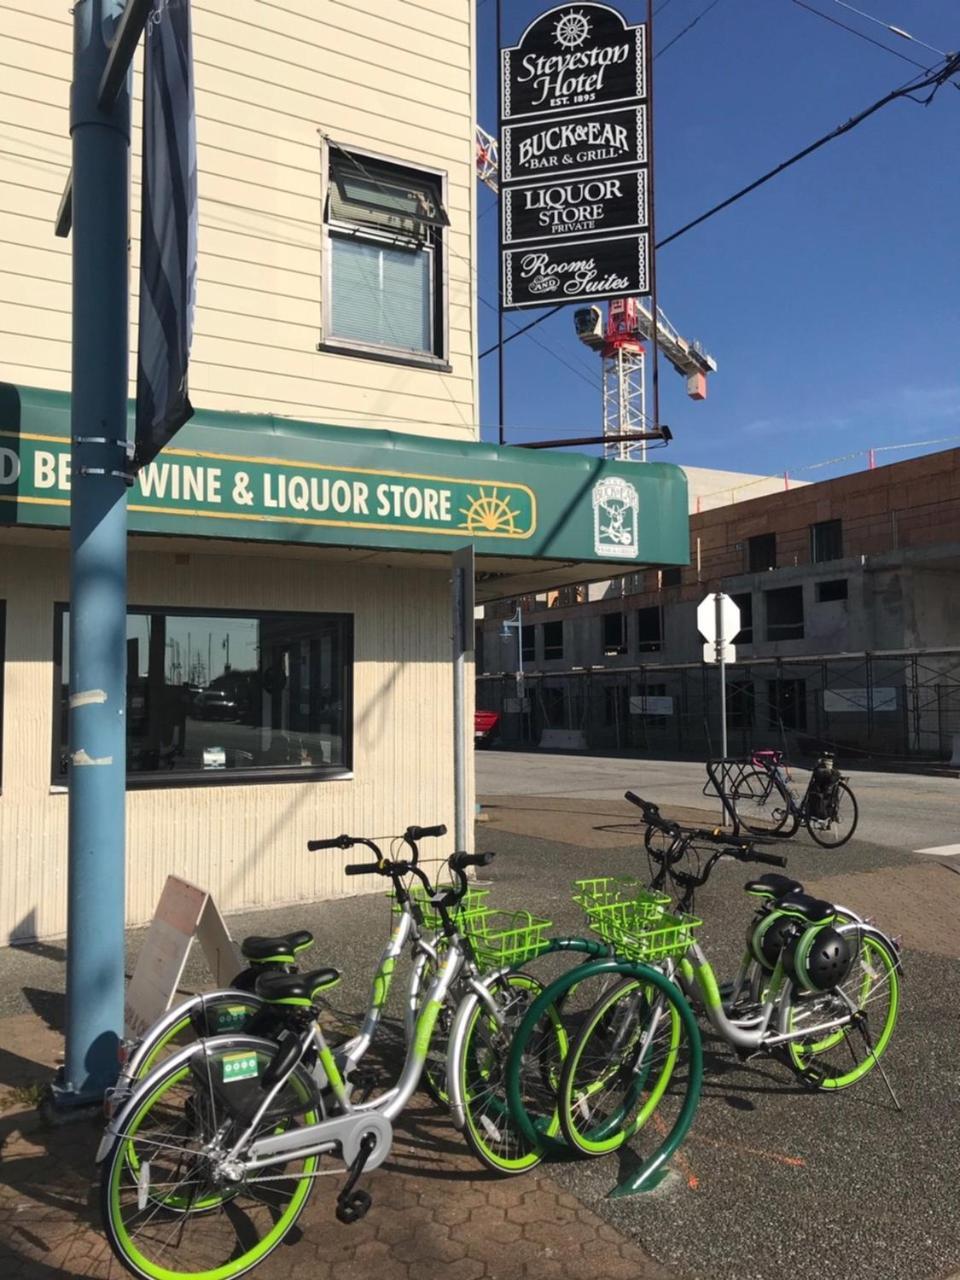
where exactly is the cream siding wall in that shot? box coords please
[0,0,478,436]
[0,542,473,944]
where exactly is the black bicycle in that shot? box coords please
[730,750,859,848]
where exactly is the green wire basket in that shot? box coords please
[586,900,701,963]
[389,882,490,930]
[465,909,552,968]
[573,876,670,920]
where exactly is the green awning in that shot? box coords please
[0,383,688,585]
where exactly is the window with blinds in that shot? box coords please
[324,145,448,362]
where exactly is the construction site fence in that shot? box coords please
[476,649,960,763]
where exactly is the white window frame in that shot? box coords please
[320,139,450,370]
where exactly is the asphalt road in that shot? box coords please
[477,750,960,855]
[476,824,958,1280]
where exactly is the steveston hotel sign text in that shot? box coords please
[499,3,650,310]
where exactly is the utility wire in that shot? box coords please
[658,52,960,250]
[789,0,930,72]
[656,0,724,60]
[479,51,960,360]
[828,0,949,59]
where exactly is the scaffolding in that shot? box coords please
[477,648,960,763]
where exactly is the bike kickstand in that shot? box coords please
[854,1015,902,1113]
[335,1133,377,1224]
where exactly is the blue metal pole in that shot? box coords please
[57,0,131,1105]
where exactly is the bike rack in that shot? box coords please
[703,757,755,833]
[503,938,704,1198]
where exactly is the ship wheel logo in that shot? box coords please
[554,10,591,49]
[460,487,522,536]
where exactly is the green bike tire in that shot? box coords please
[558,975,691,1157]
[458,973,567,1176]
[101,1039,320,1280]
[785,929,900,1089]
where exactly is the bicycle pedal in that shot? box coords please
[336,1189,372,1224]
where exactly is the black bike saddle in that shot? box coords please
[255,968,341,1005]
[744,873,803,900]
[241,930,314,963]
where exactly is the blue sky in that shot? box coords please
[476,0,960,480]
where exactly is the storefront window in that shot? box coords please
[53,607,352,785]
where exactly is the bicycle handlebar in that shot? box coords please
[450,851,495,871]
[406,823,447,841]
[307,835,353,851]
[751,850,788,868]
[625,792,678,833]
[345,862,382,876]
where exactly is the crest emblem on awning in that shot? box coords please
[592,475,639,558]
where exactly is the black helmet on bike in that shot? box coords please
[784,924,852,992]
[747,910,796,972]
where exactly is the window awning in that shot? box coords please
[328,148,449,237]
[0,383,689,601]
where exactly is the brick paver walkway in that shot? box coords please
[0,1017,675,1280]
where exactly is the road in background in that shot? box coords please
[477,751,960,854]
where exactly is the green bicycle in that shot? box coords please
[97,850,567,1280]
[109,823,457,1111]
[557,795,901,1159]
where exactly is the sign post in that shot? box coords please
[697,593,740,760]
[58,0,133,1108]
[451,544,475,853]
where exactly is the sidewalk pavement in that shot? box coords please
[0,796,682,1280]
[0,1009,675,1280]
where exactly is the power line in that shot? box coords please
[789,0,931,72]
[828,0,949,59]
[656,0,724,60]
[479,51,960,360]
[658,52,960,250]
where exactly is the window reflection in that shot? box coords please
[56,609,351,781]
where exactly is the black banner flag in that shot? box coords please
[134,0,197,470]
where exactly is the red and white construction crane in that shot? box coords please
[476,124,717,462]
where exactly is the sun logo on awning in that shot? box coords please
[460,487,521,535]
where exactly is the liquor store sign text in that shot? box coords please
[0,433,537,542]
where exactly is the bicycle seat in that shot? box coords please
[255,968,341,1006]
[241,930,314,963]
[744,873,803,900]
[776,892,835,925]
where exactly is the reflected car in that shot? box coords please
[197,689,238,721]
[474,710,500,748]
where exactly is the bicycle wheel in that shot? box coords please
[805,781,858,848]
[558,973,697,1157]
[454,973,567,1175]
[102,1037,321,1280]
[731,769,796,836]
[783,926,900,1090]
